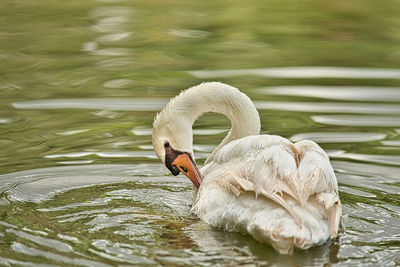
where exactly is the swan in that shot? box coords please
[152,82,342,255]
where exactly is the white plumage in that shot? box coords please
[152,82,342,255]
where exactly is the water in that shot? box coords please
[0,0,399,265]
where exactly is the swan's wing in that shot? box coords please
[197,136,341,234]
[204,135,298,202]
[199,135,302,224]
[294,140,338,201]
[194,135,342,251]
[246,143,302,224]
[294,140,341,237]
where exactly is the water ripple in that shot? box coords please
[189,66,400,79]
[169,29,211,38]
[44,151,157,159]
[290,132,387,143]
[312,115,400,127]
[12,98,400,116]
[381,140,400,146]
[96,32,132,43]
[11,242,110,267]
[90,239,154,264]
[0,118,11,124]
[0,164,173,203]
[12,98,168,111]
[102,78,132,88]
[259,86,400,102]
[6,229,73,253]
[255,101,400,114]
[332,153,400,167]
[332,160,400,181]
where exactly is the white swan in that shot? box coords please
[152,82,342,255]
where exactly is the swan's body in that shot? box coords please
[152,82,341,255]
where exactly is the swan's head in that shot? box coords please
[152,109,202,188]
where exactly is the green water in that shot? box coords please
[0,0,399,265]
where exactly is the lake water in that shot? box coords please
[1,0,399,266]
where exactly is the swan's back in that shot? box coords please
[192,135,341,255]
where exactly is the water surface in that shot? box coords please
[0,0,399,266]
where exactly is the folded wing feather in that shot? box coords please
[194,135,341,239]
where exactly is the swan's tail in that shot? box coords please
[247,200,330,254]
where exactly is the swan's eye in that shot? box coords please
[164,141,170,148]
[180,166,188,173]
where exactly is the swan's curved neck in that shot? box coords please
[163,82,261,163]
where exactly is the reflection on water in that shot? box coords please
[1,0,400,265]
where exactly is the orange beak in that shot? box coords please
[172,153,202,188]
